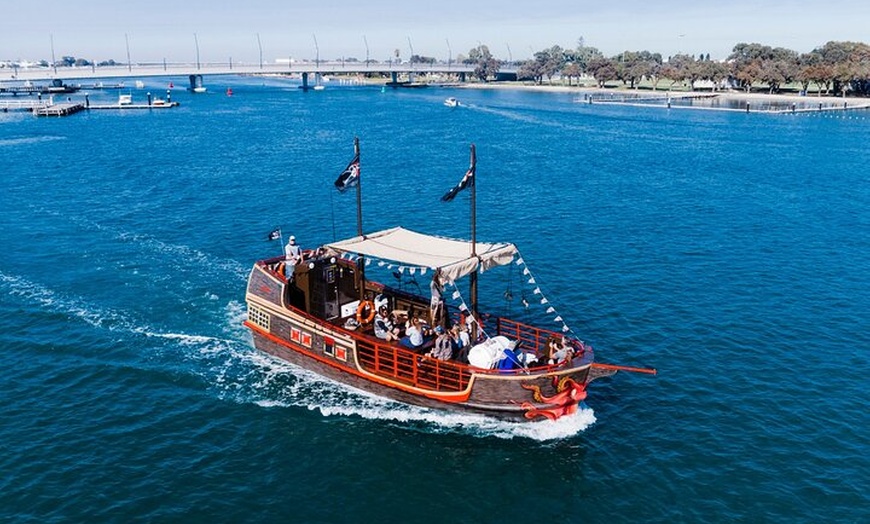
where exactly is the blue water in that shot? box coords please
[1,78,868,523]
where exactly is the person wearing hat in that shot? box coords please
[284,235,302,281]
[427,325,453,361]
[373,305,401,342]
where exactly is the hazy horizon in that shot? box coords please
[2,1,868,64]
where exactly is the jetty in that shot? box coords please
[35,103,86,117]
[0,100,49,112]
[577,91,870,114]
[87,102,179,110]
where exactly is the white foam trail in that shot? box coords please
[1,271,136,331]
[0,136,67,147]
[464,104,588,134]
[218,342,595,440]
[29,206,250,280]
[0,270,241,351]
[2,269,595,440]
[114,231,249,280]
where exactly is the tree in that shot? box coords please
[573,41,603,73]
[517,60,545,84]
[662,54,699,89]
[727,43,797,93]
[410,55,436,65]
[562,62,583,86]
[587,57,619,87]
[466,44,500,82]
[617,50,662,89]
[696,60,730,90]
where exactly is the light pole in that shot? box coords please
[506,43,512,68]
[363,35,370,68]
[257,33,263,69]
[407,36,414,70]
[446,38,452,69]
[313,34,320,68]
[125,33,132,72]
[50,34,56,74]
[194,33,201,70]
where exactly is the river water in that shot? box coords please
[1,77,867,523]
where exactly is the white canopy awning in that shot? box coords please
[324,227,518,283]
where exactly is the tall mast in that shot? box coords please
[354,137,362,237]
[469,144,478,337]
[354,137,366,300]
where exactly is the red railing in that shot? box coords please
[356,340,472,393]
[494,316,589,364]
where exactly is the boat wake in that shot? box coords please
[465,104,587,133]
[207,333,596,442]
[0,135,67,147]
[2,269,595,440]
[0,270,242,352]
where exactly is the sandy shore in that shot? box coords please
[455,82,870,105]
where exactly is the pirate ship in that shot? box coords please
[244,140,655,421]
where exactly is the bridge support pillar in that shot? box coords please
[391,71,398,86]
[459,72,467,83]
[188,74,204,92]
[300,72,310,91]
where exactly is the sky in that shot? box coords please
[1,1,867,64]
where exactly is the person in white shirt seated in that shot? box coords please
[400,317,429,351]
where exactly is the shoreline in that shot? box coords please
[454,81,870,106]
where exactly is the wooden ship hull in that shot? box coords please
[245,244,617,422]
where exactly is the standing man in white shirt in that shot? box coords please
[284,235,302,281]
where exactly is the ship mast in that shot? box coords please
[354,137,366,301]
[468,144,478,340]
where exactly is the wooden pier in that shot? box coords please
[35,103,86,117]
[0,100,49,112]
[87,101,180,110]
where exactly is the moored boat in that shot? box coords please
[444,97,460,107]
[243,141,655,422]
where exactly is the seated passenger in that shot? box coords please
[373,305,400,342]
[547,336,573,365]
[400,317,428,351]
[449,324,471,363]
[427,326,453,361]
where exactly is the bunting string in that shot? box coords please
[331,250,583,343]
[511,250,584,343]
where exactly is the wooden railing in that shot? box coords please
[494,316,589,361]
[356,340,472,393]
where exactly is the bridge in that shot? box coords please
[2,62,518,90]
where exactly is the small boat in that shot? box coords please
[244,142,654,422]
[444,97,460,107]
[135,80,145,89]
[192,86,207,94]
[118,93,133,105]
[313,85,325,91]
[150,98,178,108]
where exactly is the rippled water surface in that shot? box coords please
[1,78,868,523]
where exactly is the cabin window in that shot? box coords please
[248,305,271,331]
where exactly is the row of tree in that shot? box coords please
[467,40,870,96]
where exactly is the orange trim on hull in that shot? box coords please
[244,321,473,403]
